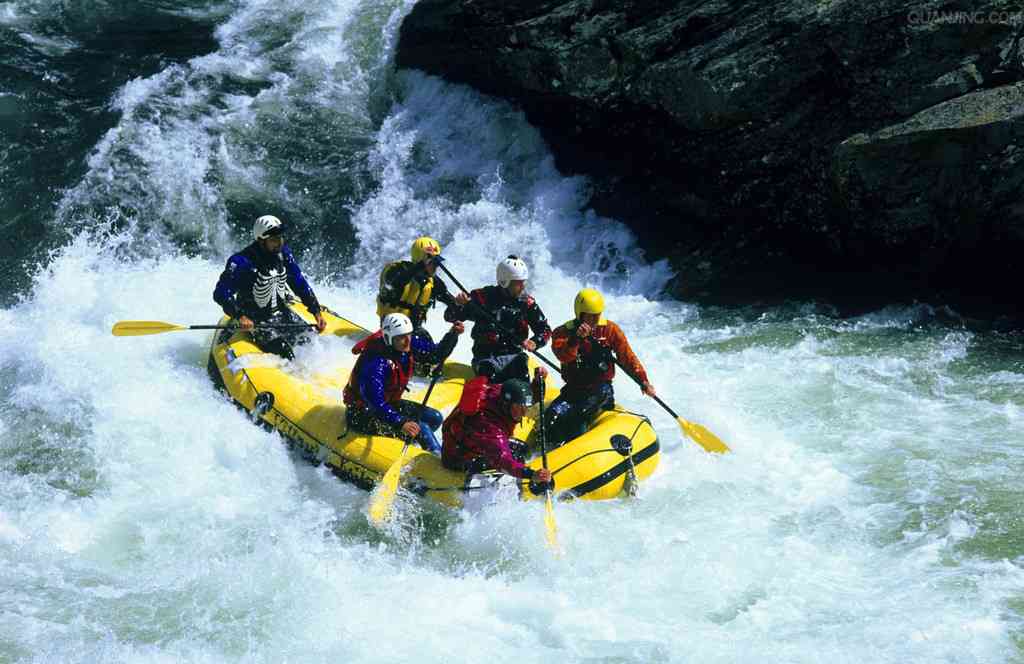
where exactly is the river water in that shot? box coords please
[1,1,1022,662]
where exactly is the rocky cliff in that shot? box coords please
[396,0,1024,310]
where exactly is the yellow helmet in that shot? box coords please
[411,236,441,263]
[574,288,606,322]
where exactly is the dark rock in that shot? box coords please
[396,0,1024,314]
[832,83,1024,247]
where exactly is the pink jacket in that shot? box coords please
[442,383,534,479]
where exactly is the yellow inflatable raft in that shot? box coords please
[206,301,660,507]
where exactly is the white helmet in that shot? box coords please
[253,214,283,241]
[496,255,529,289]
[381,313,414,345]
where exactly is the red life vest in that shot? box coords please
[342,331,413,409]
[441,376,490,468]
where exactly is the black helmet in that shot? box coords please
[500,379,533,407]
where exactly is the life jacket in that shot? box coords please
[441,376,490,468]
[470,286,532,350]
[376,261,434,322]
[342,331,413,409]
[561,319,616,385]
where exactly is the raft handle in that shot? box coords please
[253,391,275,422]
[610,434,639,498]
[610,434,633,456]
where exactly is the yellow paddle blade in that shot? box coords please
[544,495,560,555]
[111,321,187,336]
[678,418,731,454]
[367,449,408,525]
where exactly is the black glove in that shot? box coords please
[509,439,529,463]
[529,476,554,495]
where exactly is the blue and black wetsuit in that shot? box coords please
[342,331,460,454]
[213,242,321,359]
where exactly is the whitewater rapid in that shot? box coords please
[1,1,1022,662]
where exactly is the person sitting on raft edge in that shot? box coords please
[343,312,464,454]
[212,214,327,360]
[544,288,657,448]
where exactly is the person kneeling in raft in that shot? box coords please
[441,367,553,493]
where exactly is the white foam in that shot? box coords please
[0,3,18,24]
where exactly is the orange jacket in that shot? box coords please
[551,319,649,389]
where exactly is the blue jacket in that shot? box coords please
[213,242,320,319]
[346,332,459,426]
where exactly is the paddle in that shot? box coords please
[535,373,560,553]
[437,261,729,453]
[111,320,314,337]
[434,261,561,375]
[367,364,445,525]
[607,353,730,454]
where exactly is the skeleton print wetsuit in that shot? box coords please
[213,241,320,359]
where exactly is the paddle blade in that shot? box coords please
[678,418,731,454]
[111,321,186,337]
[368,450,407,525]
[544,494,560,554]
